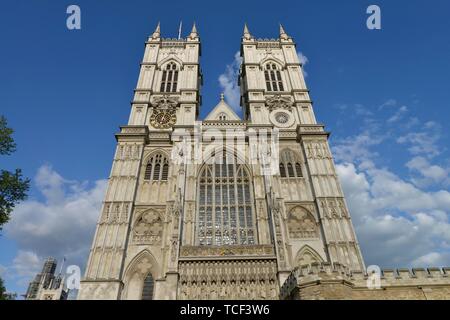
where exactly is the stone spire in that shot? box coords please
[152,22,161,39]
[188,22,199,39]
[243,23,252,40]
[279,23,289,40]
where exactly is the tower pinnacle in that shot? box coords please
[279,23,289,40]
[188,22,199,39]
[243,23,252,40]
[152,22,161,39]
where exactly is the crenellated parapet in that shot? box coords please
[280,262,450,300]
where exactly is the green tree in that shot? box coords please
[0,277,17,300]
[0,115,30,230]
[0,115,29,300]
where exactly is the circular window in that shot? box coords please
[275,112,289,124]
[270,110,294,128]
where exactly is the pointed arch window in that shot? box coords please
[295,163,303,177]
[279,163,286,177]
[144,163,152,180]
[161,163,169,180]
[141,273,154,300]
[218,113,227,121]
[160,62,178,93]
[287,163,295,177]
[143,153,169,182]
[197,152,256,246]
[279,150,303,178]
[264,63,284,92]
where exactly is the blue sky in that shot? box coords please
[1,0,450,296]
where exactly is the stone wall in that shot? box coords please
[280,262,450,300]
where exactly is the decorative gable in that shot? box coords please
[204,94,241,121]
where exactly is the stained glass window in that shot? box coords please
[197,153,256,245]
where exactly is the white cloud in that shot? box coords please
[406,156,449,187]
[412,252,450,267]
[12,251,41,278]
[387,105,408,123]
[4,164,107,290]
[332,101,450,268]
[297,51,308,77]
[218,51,242,112]
[397,122,442,158]
[336,163,450,267]
[378,99,397,110]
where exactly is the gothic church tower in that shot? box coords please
[78,23,365,300]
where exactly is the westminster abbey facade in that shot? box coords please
[78,23,450,300]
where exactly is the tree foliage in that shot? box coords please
[0,277,16,300]
[0,115,28,300]
[0,116,30,230]
[0,116,16,155]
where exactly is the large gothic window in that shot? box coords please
[160,62,178,93]
[197,153,256,246]
[141,273,154,300]
[144,153,169,181]
[264,63,284,92]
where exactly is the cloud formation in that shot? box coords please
[218,51,242,112]
[297,51,309,77]
[4,165,107,291]
[333,100,450,268]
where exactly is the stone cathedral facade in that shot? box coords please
[78,24,450,300]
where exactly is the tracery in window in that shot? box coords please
[197,153,256,246]
[160,62,178,93]
[264,63,284,92]
[144,153,169,181]
[279,149,303,178]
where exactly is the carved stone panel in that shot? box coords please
[178,259,279,300]
[288,206,318,239]
[132,209,163,245]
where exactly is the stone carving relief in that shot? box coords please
[265,94,293,112]
[102,202,129,224]
[180,245,275,257]
[117,144,141,160]
[288,206,318,239]
[178,260,279,300]
[132,210,163,245]
[305,141,332,160]
[151,94,179,111]
[320,198,347,219]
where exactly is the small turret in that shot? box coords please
[243,23,252,40]
[151,22,161,39]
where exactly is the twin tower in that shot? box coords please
[78,23,365,300]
